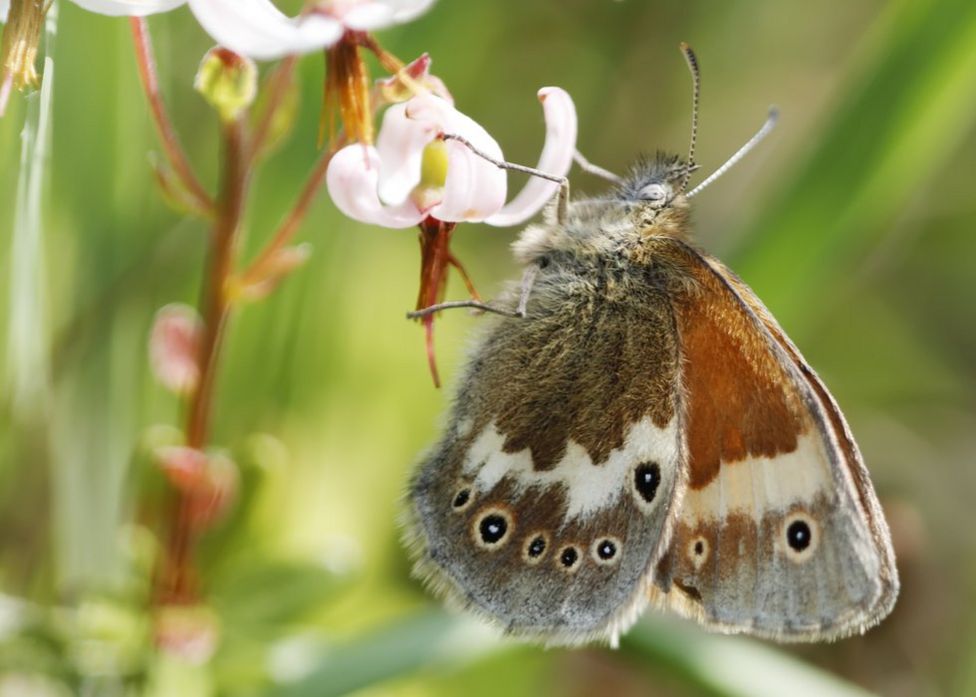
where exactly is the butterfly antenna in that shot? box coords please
[677,42,701,193]
[686,106,779,198]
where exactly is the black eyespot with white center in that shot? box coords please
[591,537,621,566]
[687,534,710,571]
[634,462,662,508]
[451,486,474,512]
[471,507,513,550]
[522,532,549,564]
[780,511,819,563]
[787,520,811,551]
[558,545,581,572]
[479,515,507,544]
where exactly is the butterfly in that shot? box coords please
[405,45,898,646]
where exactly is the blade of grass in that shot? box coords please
[622,618,877,697]
[274,610,875,697]
[732,0,976,329]
[273,610,501,697]
[5,3,57,418]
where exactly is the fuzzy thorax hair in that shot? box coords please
[513,152,696,266]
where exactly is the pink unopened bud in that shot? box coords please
[187,452,239,528]
[154,445,239,528]
[155,446,209,493]
[376,53,452,106]
[149,304,203,396]
[155,604,220,665]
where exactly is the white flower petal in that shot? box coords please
[486,87,577,227]
[189,0,342,60]
[327,144,425,228]
[385,0,437,23]
[341,3,394,30]
[431,106,506,222]
[336,0,435,29]
[1,0,9,23]
[375,101,439,205]
[69,0,185,16]
[430,140,506,222]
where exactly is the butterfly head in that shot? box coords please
[600,152,698,239]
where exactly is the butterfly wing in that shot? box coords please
[651,239,899,641]
[408,269,686,645]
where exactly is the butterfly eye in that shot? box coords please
[781,511,819,563]
[557,545,582,572]
[591,537,621,566]
[638,183,669,205]
[472,507,514,549]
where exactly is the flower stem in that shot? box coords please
[158,118,249,603]
[239,135,344,285]
[249,55,296,164]
[130,18,214,217]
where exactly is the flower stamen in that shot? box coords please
[324,31,374,146]
[0,0,50,115]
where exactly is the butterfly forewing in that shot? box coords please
[651,240,898,640]
[408,264,686,644]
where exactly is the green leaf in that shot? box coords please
[210,560,342,634]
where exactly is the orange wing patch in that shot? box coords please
[669,245,808,490]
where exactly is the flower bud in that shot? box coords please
[154,604,219,665]
[194,47,257,123]
[149,304,203,396]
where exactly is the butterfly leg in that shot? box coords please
[439,133,570,225]
[407,262,540,320]
[407,300,522,320]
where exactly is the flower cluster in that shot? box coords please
[5,0,583,661]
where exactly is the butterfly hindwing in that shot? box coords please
[408,261,686,644]
[651,240,898,640]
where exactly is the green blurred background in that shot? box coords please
[2,0,975,695]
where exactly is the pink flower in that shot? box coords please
[326,86,577,228]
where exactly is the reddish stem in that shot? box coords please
[447,253,482,302]
[240,136,344,285]
[250,55,297,164]
[130,18,214,217]
[416,218,460,388]
[158,118,249,604]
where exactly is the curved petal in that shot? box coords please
[327,144,425,228]
[342,0,436,30]
[386,0,437,23]
[485,87,577,227]
[189,0,342,60]
[431,106,506,222]
[375,100,439,205]
[69,0,185,16]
